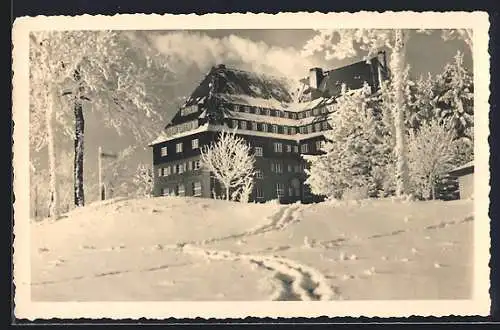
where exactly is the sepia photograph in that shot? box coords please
[12,12,490,319]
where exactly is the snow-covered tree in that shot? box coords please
[29,31,174,212]
[132,164,154,198]
[305,84,393,199]
[433,51,474,140]
[200,130,256,201]
[407,119,457,200]
[302,29,411,196]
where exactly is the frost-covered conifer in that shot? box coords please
[305,84,393,199]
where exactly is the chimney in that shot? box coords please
[309,67,323,90]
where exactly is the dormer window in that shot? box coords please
[298,112,304,119]
[232,119,238,128]
[244,106,250,113]
[291,113,297,120]
[313,108,319,116]
[255,107,261,115]
[322,121,329,130]
[314,123,321,132]
[305,110,312,117]
[284,112,289,118]
[234,104,240,112]
[265,109,271,116]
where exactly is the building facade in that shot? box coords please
[149,52,388,203]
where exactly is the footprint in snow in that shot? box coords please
[38,247,49,253]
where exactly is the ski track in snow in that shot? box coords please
[181,202,304,246]
[179,245,338,301]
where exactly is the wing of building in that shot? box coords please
[149,52,388,203]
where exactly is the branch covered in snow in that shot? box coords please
[200,129,256,202]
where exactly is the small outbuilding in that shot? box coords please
[448,161,474,200]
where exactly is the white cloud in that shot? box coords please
[147,31,317,79]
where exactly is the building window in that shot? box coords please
[244,106,250,113]
[276,183,285,198]
[284,112,289,118]
[294,164,300,173]
[164,166,171,176]
[241,121,247,130]
[192,181,202,197]
[192,138,199,149]
[321,107,329,114]
[176,142,183,153]
[232,119,238,128]
[315,140,324,151]
[306,110,312,117]
[313,108,319,116]
[287,164,293,172]
[255,186,264,199]
[234,104,240,112]
[298,112,304,119]
[157,168,162,177]
[314,123,321,132]
[187,161,193,171]
[301,143,309,153]
[255,169,263,179]
[273,142,283,153]
[290,127,297,135]
[193,160,201,170]
[272,125,278,134]
[272,162,283,173]
[252,122,258,131]
[177,163,185,174]
[291,113,297,120]
[161,187,170,196]
[160,146,168,156]
[255,107,261,115]
[262,123,268,132]
[288,187,294,197]
[322,121,329,130]
[255,146,263,157]
[286,144,292,153]
[307,125,313,133]
[178,184,185,197]
[293,145,299,153]
[299,126,306,134]
[283,126,289,135]
[265,109,271,116]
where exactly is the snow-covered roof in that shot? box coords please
[449,161,474,175]
[149,123,328,145]
[224,110,324,126]
[216,93,333,113]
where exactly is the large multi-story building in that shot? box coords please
[149,52,388,203]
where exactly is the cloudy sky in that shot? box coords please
[32,29,472,203]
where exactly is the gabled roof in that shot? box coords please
[448,161,474,176]
[183,65,299,108]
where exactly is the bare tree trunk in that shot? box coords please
[226,186,230,201]
[390,29,410,197]
[46,92,59,218]
[74,100,85,207]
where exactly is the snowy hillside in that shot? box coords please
[31,197,473,301]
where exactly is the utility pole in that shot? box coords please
[98,146,118,201]
[98,146,103,201]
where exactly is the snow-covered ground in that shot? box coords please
[31,196,473,301]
